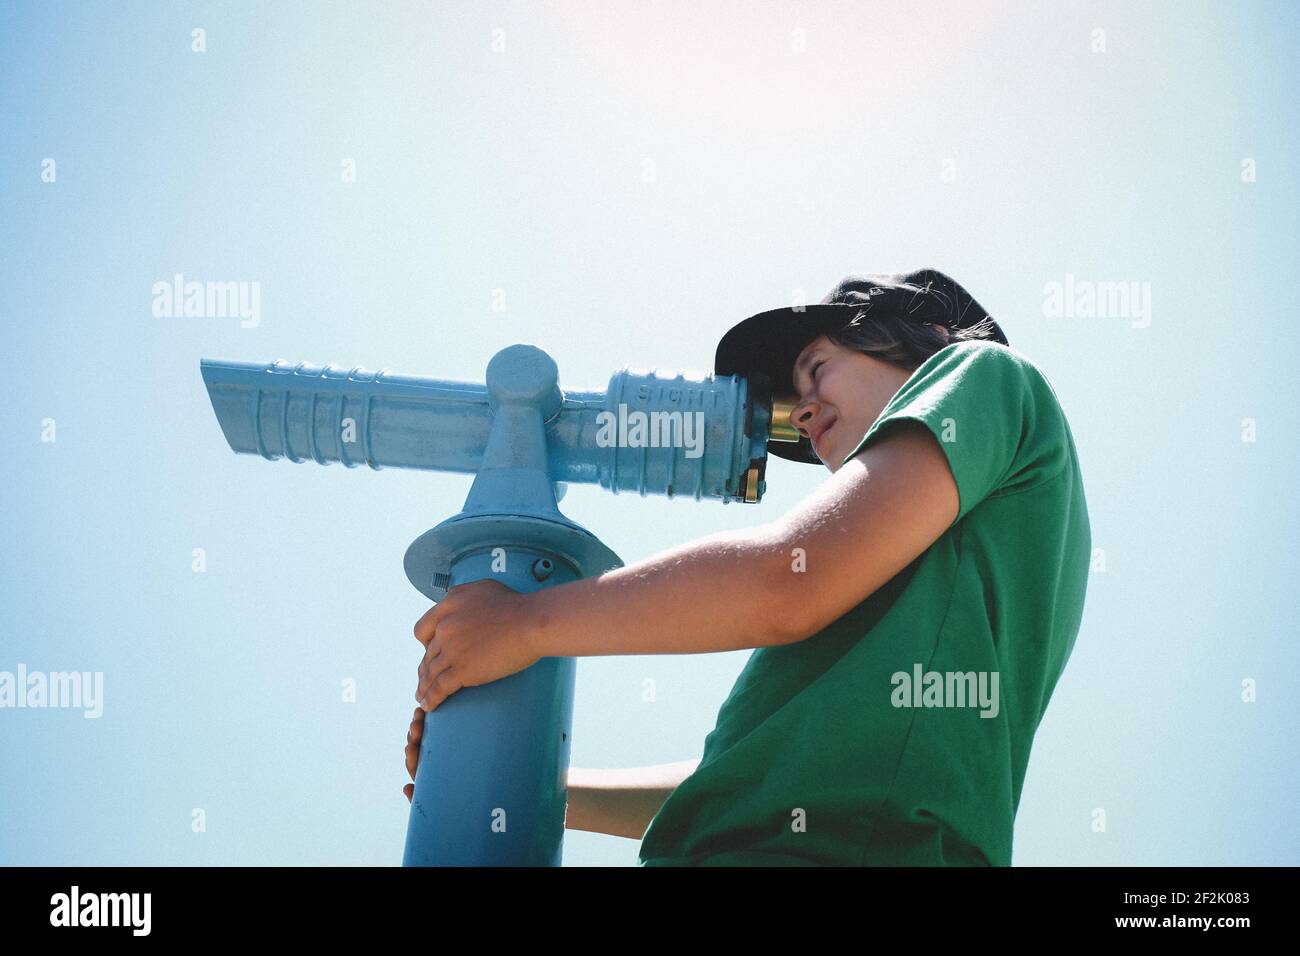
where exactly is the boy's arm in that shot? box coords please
[415,424,959,711]
[529,522,804,658]
[532,423,960,659]
[564,759,702,840]
[413,520,800,712]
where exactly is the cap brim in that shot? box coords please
[715,305,862,394]
[715,304,861,467]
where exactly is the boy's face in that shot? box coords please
[789,334,914,472]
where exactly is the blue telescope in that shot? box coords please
[200,343,796,865]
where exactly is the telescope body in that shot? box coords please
[200,344,774,865]
[200,357,770,504]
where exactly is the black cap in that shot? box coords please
[715,268,1008,465]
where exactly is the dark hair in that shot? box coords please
[825,310,1002,374]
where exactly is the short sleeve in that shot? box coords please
[842,342,1069,526]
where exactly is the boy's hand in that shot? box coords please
[413,578,543,712]
[403,706,423,803]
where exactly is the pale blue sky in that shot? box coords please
[1,0,1296,866]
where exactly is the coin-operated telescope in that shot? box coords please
[200,343,795,865]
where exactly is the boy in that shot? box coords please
[406,268,1092,866]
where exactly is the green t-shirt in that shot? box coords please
[638,341,1091,866]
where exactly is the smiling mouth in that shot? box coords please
[813,421,835,450]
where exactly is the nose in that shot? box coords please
[790,399,821,439]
